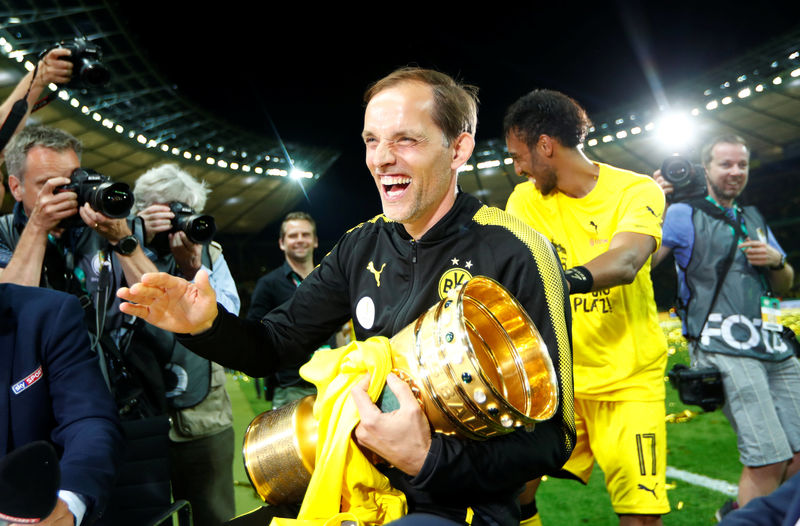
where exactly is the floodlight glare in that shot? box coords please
[755,84,765,92]
[791,68,800,78]
[477,160,501,170]
[773,76,783,85]
[616,131,627,139]
[655,112,695,150]
[631,127,642,134]
[587,138,598,146]
[721,96,733,105]
[706,100,719,110]
[602,135,613,143]
[504,158,513,165]
[255,167,264,174]
[738,88,751,98]
[115,125,124,133]
[183,152,191,159]
[24,61,34,71]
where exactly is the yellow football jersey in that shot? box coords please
[506,163,667,401]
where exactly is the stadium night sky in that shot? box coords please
[114,2,800,245]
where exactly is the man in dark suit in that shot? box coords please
[1,283,123,525]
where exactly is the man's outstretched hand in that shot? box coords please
[117,270,218,335]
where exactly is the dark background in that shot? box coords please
[109,3,800,307]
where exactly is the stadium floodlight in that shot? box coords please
[602,135,613,143]
[587,138,598,147]
[721,96,733,105]
[115,125,124,133]
[504,158,513,165]
[477,160,501,169]
[706,100,719,110]
[183,151,191,159]
[655,112,694,150]
[242,165,251,172]
[755,84,765,92]
[631,127,642,134]
[773,76,783,85]
[792,68,800,78]
[616,131,627,139]
[738,88,751,98]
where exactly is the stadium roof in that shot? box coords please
[462,29,800,209]
[0,0,340,233]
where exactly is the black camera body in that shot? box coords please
[55,168,133,228]
[660,155,707,203]
[667,364,724,412]
[49,37,110,88]
[169,202,216,244]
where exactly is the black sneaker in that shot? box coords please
[715,499,738,522]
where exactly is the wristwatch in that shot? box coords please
[113,235,139,256]
[770,254,786,271]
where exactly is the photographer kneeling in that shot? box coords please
[132,163,239,526]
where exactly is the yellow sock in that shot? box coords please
[520,511,542,526]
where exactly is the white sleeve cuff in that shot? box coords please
[58,489,86,526]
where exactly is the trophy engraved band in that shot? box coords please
[242,275,559,504]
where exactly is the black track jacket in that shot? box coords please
[181,191,575,526]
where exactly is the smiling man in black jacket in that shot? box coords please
[119,67,574,526]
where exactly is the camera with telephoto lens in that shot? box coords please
[54,168,134,228]
[42,37,110,88]
[169,202,216,244]
[660,155,707,203]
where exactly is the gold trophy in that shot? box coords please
[242,276,559,504]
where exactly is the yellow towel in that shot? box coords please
[272,337,408,526]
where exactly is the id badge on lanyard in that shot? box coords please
[755,227,782,332]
